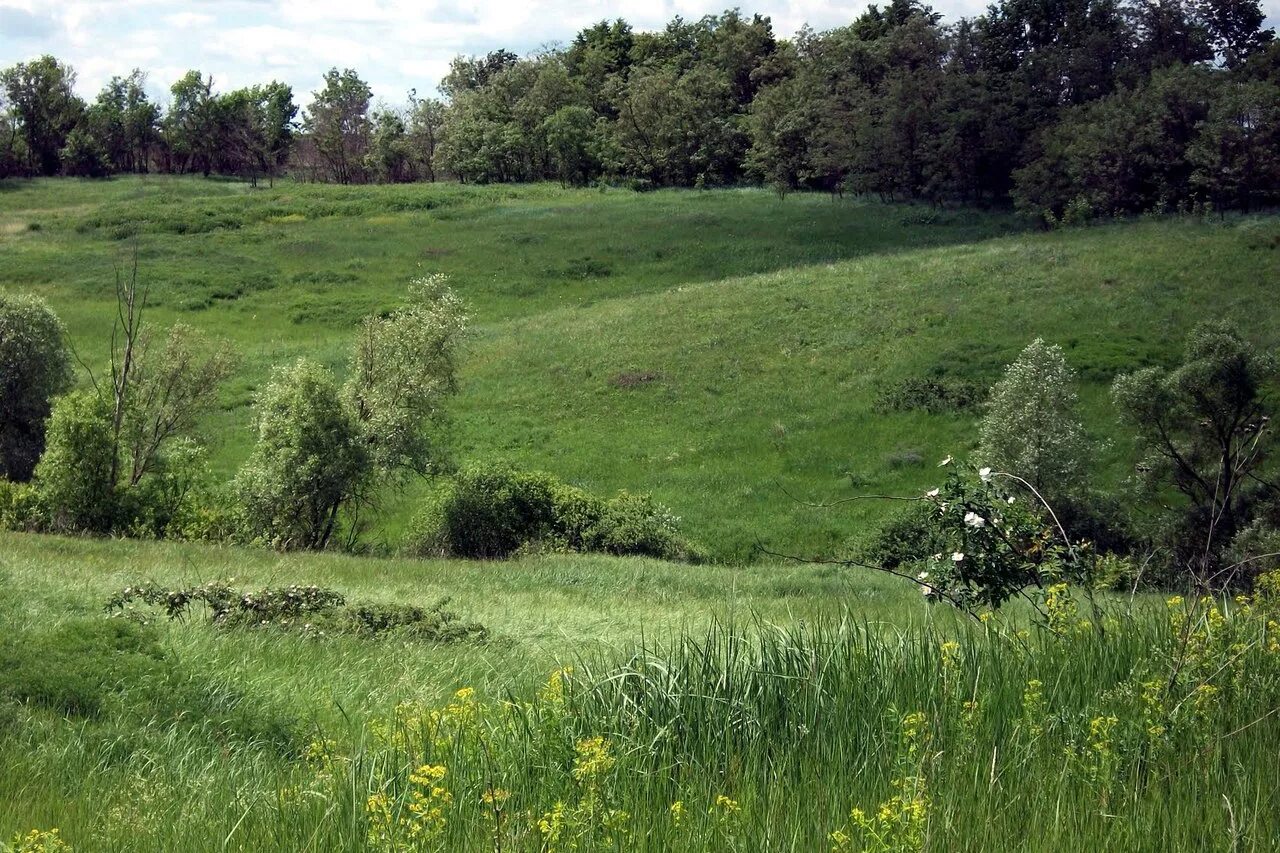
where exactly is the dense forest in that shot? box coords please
[2,0,1278,218]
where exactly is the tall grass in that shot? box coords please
[6,581,1276,851]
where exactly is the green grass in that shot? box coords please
[3,177,1280,849]
[5,177,1279,558]
[0,531,922,849]
[4,177,1279,559]
[1,533,1277,851]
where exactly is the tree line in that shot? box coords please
[2,0,1278,216]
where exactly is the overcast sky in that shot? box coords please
[2,0,1278,109]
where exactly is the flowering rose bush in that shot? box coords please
[911,460,1092,613]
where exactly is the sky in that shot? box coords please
[2,0,1278,109]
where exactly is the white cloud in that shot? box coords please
[2,0,1277,106]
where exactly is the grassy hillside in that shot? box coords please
[4,178,1280,851]
[3,177,1279,559]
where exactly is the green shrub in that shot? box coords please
[234,359,368,550]
[860,502,946,573]
[0,478,40,531]
[406,462,695,561]
[548,482,608,551]
[32,390,118,534]
[122,438,220,540]
[862,462,1095,613]
[875,377,982,414]
[0,292,72,481]
[409,463,559,558]
[978,338,1092,505]
[586,491,691,560]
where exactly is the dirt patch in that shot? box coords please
[608,370,663,389]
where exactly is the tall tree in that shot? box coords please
[1113,322,1277,578]
[216,82,296,185]
[305,68,372,184]
[0,56,85,176]
[87,71,159,173]
[1197,0,1275,68]
[165,70,217,175]
[406,93,445,181]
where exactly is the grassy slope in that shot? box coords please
[4,178,1280,850]
[0,531,943,848]
[0,531,929,720]
[3,176,1279,561]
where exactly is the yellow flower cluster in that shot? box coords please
[540,667,573,705]
[712,794,741,816]
[830,713,930,853]
[366,764,453,851]
[7,829,71,853]
[1044,583,1090,636]
[572,736,616,782]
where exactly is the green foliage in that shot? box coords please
[236,275,466,550]
[1113,321,1277,577]
[32,390,118,533]
[860,501,946,573]
[0,293,72,481]
[119,322,237,488]
[407,463,559,558]
[302,68,372,184]
[585,491,692,560]
[0,55,84,177]
[58,126,109,178]
[1013,66,1280,219]
[897,462,1091,612]
[235,359,367,550]
[978,338,1092,504]
[347,273,467,480]
[3,0,1278,213]
[875,376,982,414]
[406,462,693,561]
[0,479,40,531]
[104,582,488,642]
[121,438,220,540]
[1188,79,1280,212]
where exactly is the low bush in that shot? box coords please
[874,376,982,414]
[104,582,488,643]
[31,390,118,534]
[405,462,695,561]
[407,463,559,558]
[584,491,690,560]
[858,501,946,573]
[0,478,40,531]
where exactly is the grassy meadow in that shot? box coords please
[5,176,1278,559]
[2,532,1279,851]
[3,177,1280,851]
